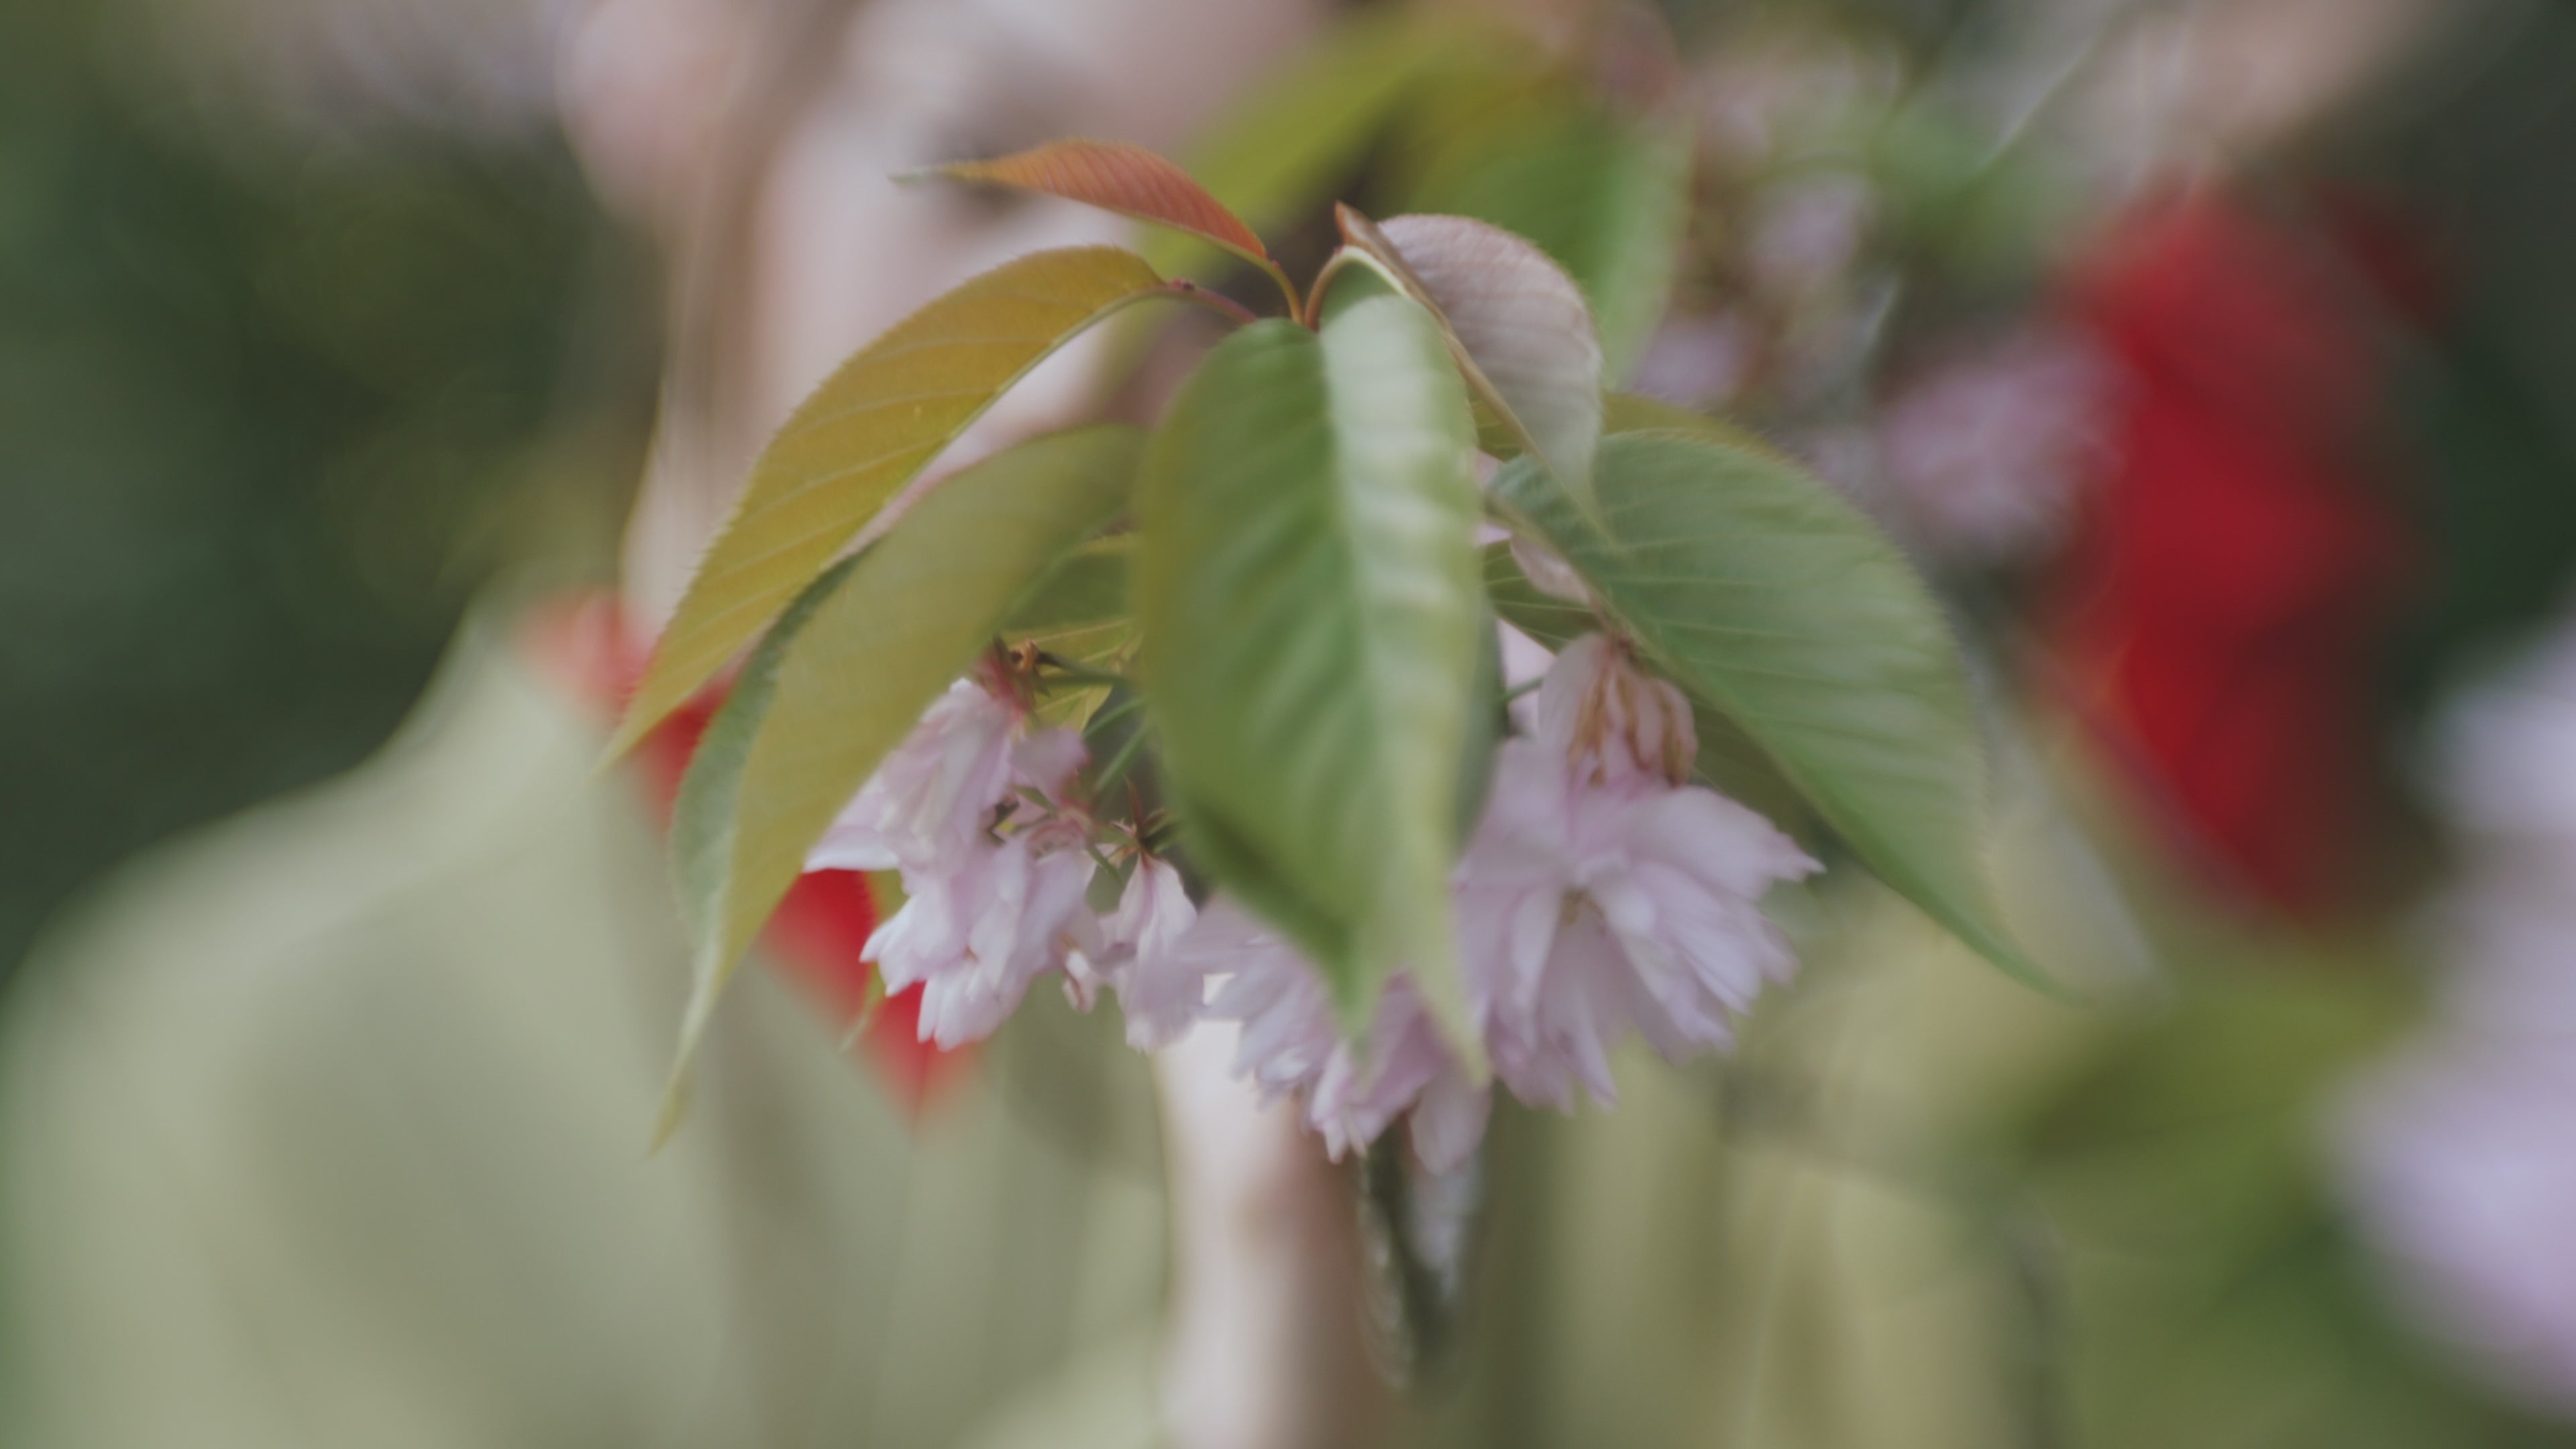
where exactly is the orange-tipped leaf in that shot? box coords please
[932,140,1290,303]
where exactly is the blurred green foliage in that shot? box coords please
[0,3,631,969]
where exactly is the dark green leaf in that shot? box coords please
[1480,543,1815,841]
[1494,432,2043,990]
[1135,301,1486,1056]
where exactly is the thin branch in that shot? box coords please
[1167,278,1263,330]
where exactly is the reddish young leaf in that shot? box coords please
[932,140,1293,307]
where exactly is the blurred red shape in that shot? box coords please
[529,594,964,1112]
[2054,186,2436,917]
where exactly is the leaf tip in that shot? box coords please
[598,710,655,769]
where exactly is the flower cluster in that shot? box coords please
[810,623,1817,1170]
[1188,632,1817,1169]
[804,651,1193,1050]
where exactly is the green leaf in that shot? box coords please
[1602,390,1797,466]
[1135,301,1486,1061]
[1002,535,1129,639]
[1480,542,1815,841]
[659,425,1143,1140]
[1477,540,1593,650]
[611,247,1169,757]
[1004,536,1134,729]
[1334,208,1603,501]
[1493,432,2045,991]
[1406,107,1690,380]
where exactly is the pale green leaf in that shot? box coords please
[1004,536,1134,729]
[659,425,1142,1139]
[1493,432,2045,990]
[1602,390,1798,465]
[1134,300,1486,1061]
[1002,535,1128,639]
[612,247,1167,757]
[1334,209,1603,501]
[1406,109,1690,379]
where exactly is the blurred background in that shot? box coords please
[0,0,650,968]
[12,0,2576,1444]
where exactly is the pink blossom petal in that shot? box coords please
[1410,1067,1494,1173]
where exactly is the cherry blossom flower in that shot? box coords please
[1460,636,1817,1112]
[1532,633,1699,788]
[1069,855,1205,1049]
[806,678,1020,873]
[868,826,1099,1049]
[1189,900,1488,1173]
[813,628,1813,1148]
[806,663,1102,1048]
[1179,629,1815,1168]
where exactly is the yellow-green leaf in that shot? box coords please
[1603,390,1799,465]
[1002,535,1129,641]
[611,246,1167,757]
[658,425,1142,1140]
[1004,535,1134,729]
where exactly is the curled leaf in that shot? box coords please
[1338,208,1604,498]
[1405,107,1690,378]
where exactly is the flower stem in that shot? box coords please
[1045,659,1136,690]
